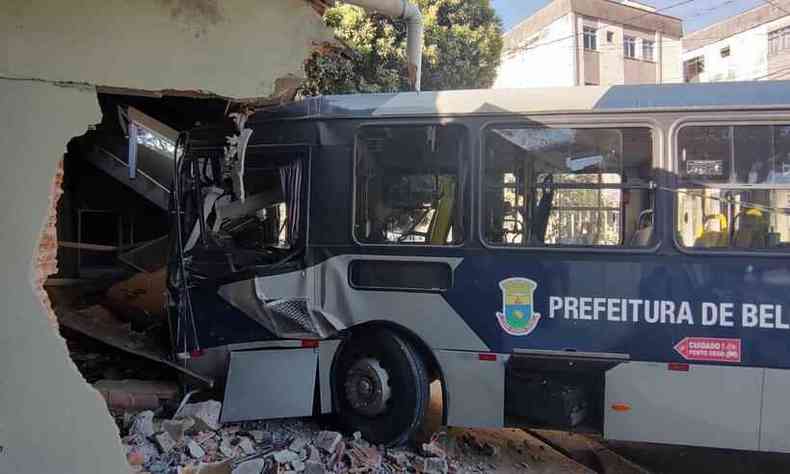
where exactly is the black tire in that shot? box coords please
[332,328,430,447]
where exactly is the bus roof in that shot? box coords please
[256,81,790,120]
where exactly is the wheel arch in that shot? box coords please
[332,320,449,426]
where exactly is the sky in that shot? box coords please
[492,0,765,34]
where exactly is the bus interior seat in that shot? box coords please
[694,214,729,248]
[733,208,769,249]
[428,176,457,244]
[630,209,654,246]
[532,174,554,243]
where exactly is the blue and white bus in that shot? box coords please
[169,81,790,452]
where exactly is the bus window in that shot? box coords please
[483,126,654,247]
[676,125,790,251]
[354,125,466,245]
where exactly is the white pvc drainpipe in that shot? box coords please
[344,0,423,91]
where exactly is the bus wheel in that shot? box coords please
[333,328,429,447]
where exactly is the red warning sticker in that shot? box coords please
[674,337,741,363]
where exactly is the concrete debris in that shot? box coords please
[347,446,382,471]
[155,431,177,453]
[423,456,449,474]
[238,437,256,455]
[291,459,306,472]
[164,417,196,443]
[327,441,345,470]
[219,437,237,458]
[130,410,155,438]
[177,400,222,431]
[422,440,447,459]
[288,437,307,453]
[232,458,266,474]
[120,398,519,474]
[273,449,300,464]
[187,439,206,459]
[315,431,342,453]
[248,430,265,444]
[303,460,325,474]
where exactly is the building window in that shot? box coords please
[642,40,655,61]
[354,125,467,245]
[583,26,597,50]
[676,125,790,251]
[623,35,636,58]
[720,46,731,58]
[769,26,790,55]
[483,126,655,248]
[683,56,705,82]
[607,31,614,42]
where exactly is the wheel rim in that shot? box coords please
[343,357,392,417]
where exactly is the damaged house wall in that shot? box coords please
[0,2,334,473]
[1,0,333,97]
[0,82,123,474]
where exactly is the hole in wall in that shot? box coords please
[36,90,230,432]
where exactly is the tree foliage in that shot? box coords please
[302,0,503,95]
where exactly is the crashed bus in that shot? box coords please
[168,81,790,452]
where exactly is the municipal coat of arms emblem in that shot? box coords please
[496,277,541,336]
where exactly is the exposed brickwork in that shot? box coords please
[33,159,64,328]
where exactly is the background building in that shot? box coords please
[494,0,683,88]
[682,0,790,82]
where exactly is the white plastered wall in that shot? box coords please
[0,0,333,97]
[682,26,770,82]
[0,82,124,474]
[493,14,576,88]
[0,1,333,473]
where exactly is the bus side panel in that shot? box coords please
[435,350,508,428]
[604,362,763,450]
[759,368,790,453]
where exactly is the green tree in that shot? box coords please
[302,0,503,95]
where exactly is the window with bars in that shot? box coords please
[683,56,705,82]
[583,26,597,50]
[642,40,655,61]
[624,36,637,58]
[483,126,655,248]
[769,26,790,55]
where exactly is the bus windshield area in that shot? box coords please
[484,126,655,248]
[173,130,305,277]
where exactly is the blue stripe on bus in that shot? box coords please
[444,255,790,369]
